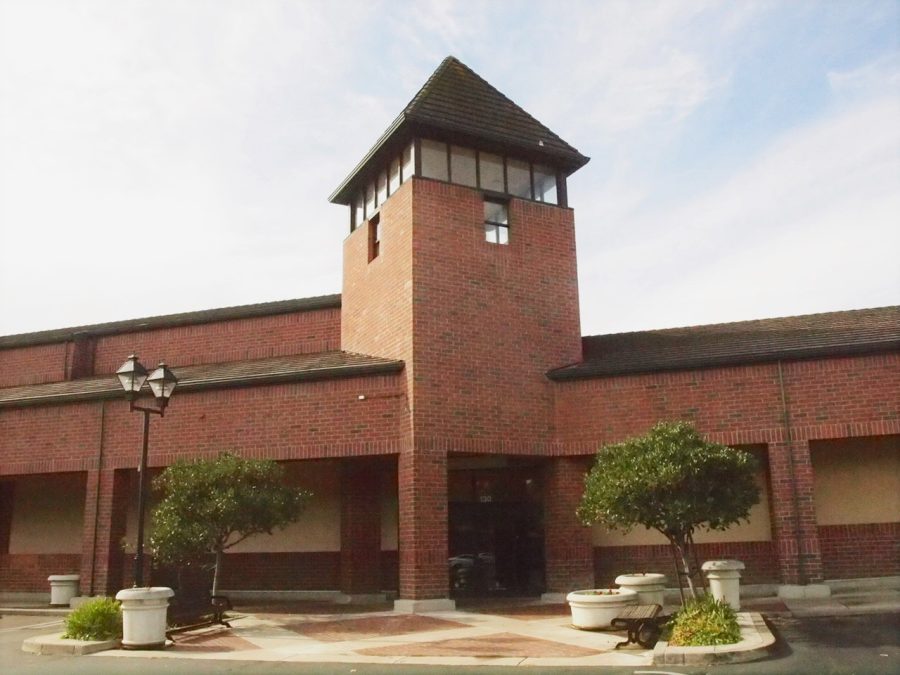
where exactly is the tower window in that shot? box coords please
[450,146,477,187]
[421,139,449,181]
[484,199,509,245]
[506,159,531,199]
[532,164,558,205]
[368,213,381,261]
[479,152,504,192]
[389,157,401,193]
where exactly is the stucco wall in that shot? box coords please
[811,435,900,525]
[7,473,85,554]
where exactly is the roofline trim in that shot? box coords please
[0,294,342,349]
[0,360,404,409]
[547,339,900,381]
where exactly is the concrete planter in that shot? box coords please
[702,560,745,610]
[567,588,637,629]
[615,573,668,606]
[115,587,174,649]
[48,575,80,607]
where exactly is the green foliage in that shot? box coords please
[577,421,759,540]
[150,452,311,568]
[63,597,122,641]
[668,594,741,646]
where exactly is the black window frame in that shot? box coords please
[483,197,509,246]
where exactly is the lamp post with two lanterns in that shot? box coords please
[115,355,178,588]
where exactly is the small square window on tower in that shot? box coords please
[484,199,508,245]
[368,213,381,261]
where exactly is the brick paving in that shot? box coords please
[357,631,603,657]
[282,614,468,641]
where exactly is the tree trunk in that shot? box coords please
[212,549,223,596]
[671,535,698,600]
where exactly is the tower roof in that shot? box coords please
[330,56,589,204]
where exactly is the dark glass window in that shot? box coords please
[368,213,381,261]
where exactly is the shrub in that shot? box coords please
[667,594,741,646]
[63,597,122,641]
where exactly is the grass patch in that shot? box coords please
[63,597,122,641]
[668,593,740,646]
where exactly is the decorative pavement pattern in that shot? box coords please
[95,601,656,667]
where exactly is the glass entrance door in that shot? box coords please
[448,462,544,597]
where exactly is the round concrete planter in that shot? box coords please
[115,587,174,649]
[48,575,80,607]
[566,588,637,629]
[615,573,667,606]
[702,559,745,610]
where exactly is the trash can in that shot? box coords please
[116,587,174,649]
[48,575,80,607]
[702,560,745,610]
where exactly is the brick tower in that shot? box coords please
[331,56,590,609]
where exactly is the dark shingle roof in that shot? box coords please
[0,294,341,349]
[330,56,589,204]
[0,351,403,408]
[549,306,900,380]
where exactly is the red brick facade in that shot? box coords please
[1,177,898,600]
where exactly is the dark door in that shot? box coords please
[448,465,544,596]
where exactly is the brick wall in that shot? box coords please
[819,523,900,580]
[0,306,341,388]
[409,179,582,445]
[0,373,406,477]
[0,554,81,592]
[0,342,69,388]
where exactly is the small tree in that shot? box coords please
[150,452,311,595]
[577,421,759,599]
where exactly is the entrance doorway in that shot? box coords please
[448,457,544,597]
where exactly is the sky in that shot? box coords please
[1,0,898,337]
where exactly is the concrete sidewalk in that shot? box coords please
[10,584,900,669]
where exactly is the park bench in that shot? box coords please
[611,603,670,648]
[166,590,232,638]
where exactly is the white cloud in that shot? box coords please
[580,88,900,332]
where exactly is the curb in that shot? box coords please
[653,612,774,666]
[22,633,120,656]
[1,607,69,617]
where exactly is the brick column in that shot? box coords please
[396,447,451,610]
[81,469,130,595]
[340,459,382,596]
[768,439,823,585]
[0,481,13,554]
[544,456,594,594]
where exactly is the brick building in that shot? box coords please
[1,57,898,610]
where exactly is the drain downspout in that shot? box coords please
[89,401,106,596]
[777,360,806,585]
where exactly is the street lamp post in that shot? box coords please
[116,354,178,587]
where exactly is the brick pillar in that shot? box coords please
[544,456,594,594]
[397,447,449,602]
[81,469,130,595]
[768,440,823,585]
[340,459,382,596]
[0,481,14,553]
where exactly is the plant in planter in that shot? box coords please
[63,597,122,641]
[667,593,740,646]
[577,421,759,600]
[567,587,637,629]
